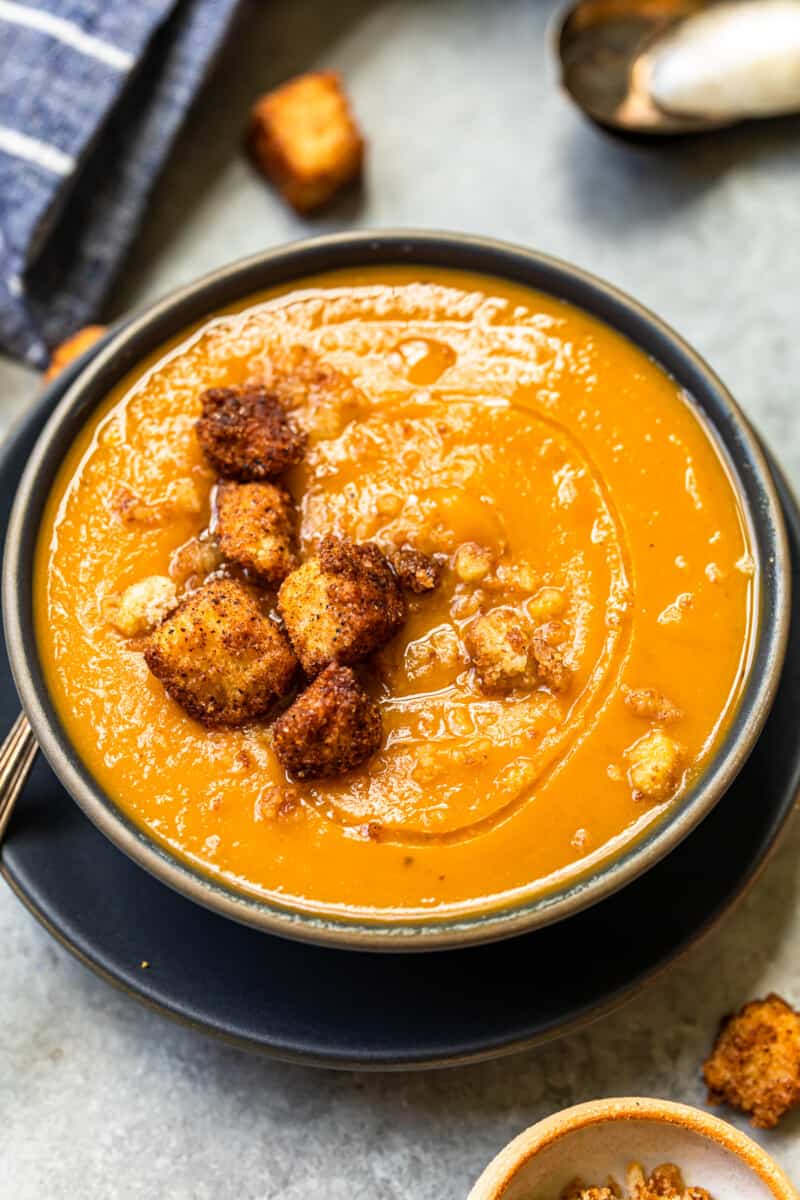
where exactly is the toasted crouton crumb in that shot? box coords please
[144,577,296,726]
[45,325,106,382]
[254,783,302,822]
[278,536,406,676]
[629,1162,711,1200]
[166,476,205,516]
[404,626,463,681]
[169,536,222,588]
[531,620,572,692]
[110,477,207,528]
[642,1165,685,1197]
[625,729,684,801]
[562,1162,711,1200]
[465,608,535,691]
[247,72,364,213]
[487,560,540,594]
[216,481,297,585]
[625,1166,646,1195]
[453,541,494,583]
[261,344,367,441]
[196,383,306,481]
[527,585,566,623]
[391,548,442,593]
[106,576,178,637]
[110,485,161,528]
[704,994,800,1129]
[560,1183,619,1200]
[271,664,382,779]
[623,685,682,723]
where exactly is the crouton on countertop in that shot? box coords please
[45,325,106,381]
[391,548,442,594]
[144,577,297,726]
[216,481,297,585]
[465,608,535,692]
[278,535,406,676]
[271,664,382,780]
[704,994,800,1129]
[247,72,364,213]
[625,728,684,801]
[196,383,306,481]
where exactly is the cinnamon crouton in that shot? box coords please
[465,608,535,691]
[625,728,685,801]
[196,384,306,481]
[704,994,800,1128]
[215,481,297,585]
[144,577,297,725]
[391,548,442,593]
[247,72,364,213]
[271,663,382,779]
[278,536,406,676]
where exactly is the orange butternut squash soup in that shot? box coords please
[35,267,756,920]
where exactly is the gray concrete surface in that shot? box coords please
[3,1,800,1195]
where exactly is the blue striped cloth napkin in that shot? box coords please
[0,0,241,368]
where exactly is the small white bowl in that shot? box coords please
[468,1098,797,1200]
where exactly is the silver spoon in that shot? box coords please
[0,713,38,845]
[555,0,800,135]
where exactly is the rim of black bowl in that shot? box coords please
[2,230,791,951]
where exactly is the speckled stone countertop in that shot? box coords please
[3,2,800,1195]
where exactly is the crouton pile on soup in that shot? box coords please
[36,267,757,918]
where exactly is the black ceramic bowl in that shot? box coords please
[2,232,791,951]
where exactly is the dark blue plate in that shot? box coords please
[2,348,799,1069]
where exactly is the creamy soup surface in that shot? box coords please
[36,267,756,919]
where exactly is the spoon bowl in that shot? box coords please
[555,0,800,135]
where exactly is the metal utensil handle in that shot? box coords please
[0,712,38,845]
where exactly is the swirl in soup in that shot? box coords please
[35,267,756,919]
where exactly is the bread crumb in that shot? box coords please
[623,686,682,724]
[625,729,684,801]
[106,576,178,637]
[453,541,494,583]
